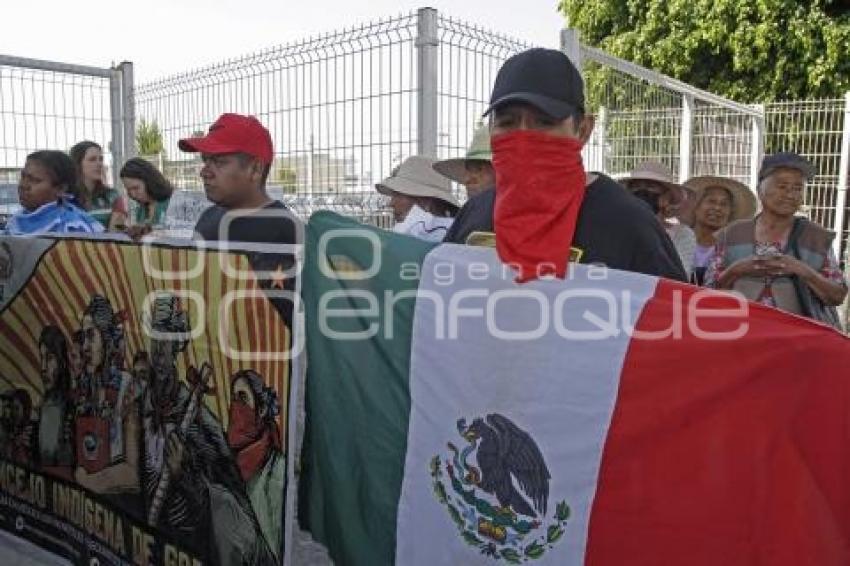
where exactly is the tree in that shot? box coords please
[136,119,165,156]
[277,165,298,194]
[559,0,850,102]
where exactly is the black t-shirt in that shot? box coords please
[193,200,298,244]
[443,187,496,244]
[442,175,687,282]
[193,200,301,325]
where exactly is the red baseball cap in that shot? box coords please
[179,113,273,165]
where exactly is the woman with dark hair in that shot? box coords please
[120,158,174,232]
[227,369,285,559]
[618,162,697,279]
[70,140,128,230]
[36,326,75,479]
[5,150,103,235]
[681,175,757,285]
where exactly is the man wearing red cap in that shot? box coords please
[179,113,297,242]
[180,113,299,324]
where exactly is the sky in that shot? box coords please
[0,0,564,83]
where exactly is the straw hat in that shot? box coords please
[376,156,459,208]
[433,124,492,184]
[680,176,757,226]
[616,161,690,206]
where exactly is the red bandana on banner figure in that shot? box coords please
[228,399,282,481]
[492,130,587,283]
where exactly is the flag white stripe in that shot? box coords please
[396,245,659,565]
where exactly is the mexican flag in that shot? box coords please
[298,212,850,566]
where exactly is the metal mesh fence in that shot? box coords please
[579,44,760,188]
[580,60,683,176]
[135,10,532,225]
[691,105,755,186]
[2,13,845,255]
[435,15,531,165]
[135,12,423,227]
[0,63,114,184]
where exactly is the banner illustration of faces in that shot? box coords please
[0,236,294,566]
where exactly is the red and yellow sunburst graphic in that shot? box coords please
[0,238,291,432]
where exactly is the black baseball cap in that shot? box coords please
[758,152,815,181]
[484,48,585,120]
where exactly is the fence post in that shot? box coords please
[833,92,850,259]
[416,7,439,158]
[560,28,582,72]
[678,95,694,182]
[109,67,124,189]
[595,105,608,171]
[561,28,581,73]
[120,61,136,160]
[749,104,765,192]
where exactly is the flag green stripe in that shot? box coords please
[298,212,435,565]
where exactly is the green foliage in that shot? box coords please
[277,165,298,193]
[559,0,850,102]
[136,119,164,156]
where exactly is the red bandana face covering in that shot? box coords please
[227,399,282,481]
[228,400,260,450]
[492,130,588,283]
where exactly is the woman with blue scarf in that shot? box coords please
[5,150,103,235]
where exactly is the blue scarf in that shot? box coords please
[5,198,104,235]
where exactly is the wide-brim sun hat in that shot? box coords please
[680,176,757,225]
[615,161,690,206]
[433,124,493,184]
[376,155,459,208]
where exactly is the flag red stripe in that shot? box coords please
[586,279,850,565]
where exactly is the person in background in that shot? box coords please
[119,157,175,239]
[5,150,103,235]
[70,141,128,230]
[681,175,756,285]
[619,161,697,279]
[433,123,495,199]
[706,152,847,329]
[376,155,459,242]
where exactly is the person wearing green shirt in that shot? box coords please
[70,140,129,230]
[119,157,175,239]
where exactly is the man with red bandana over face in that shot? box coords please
[443,48,687,283]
